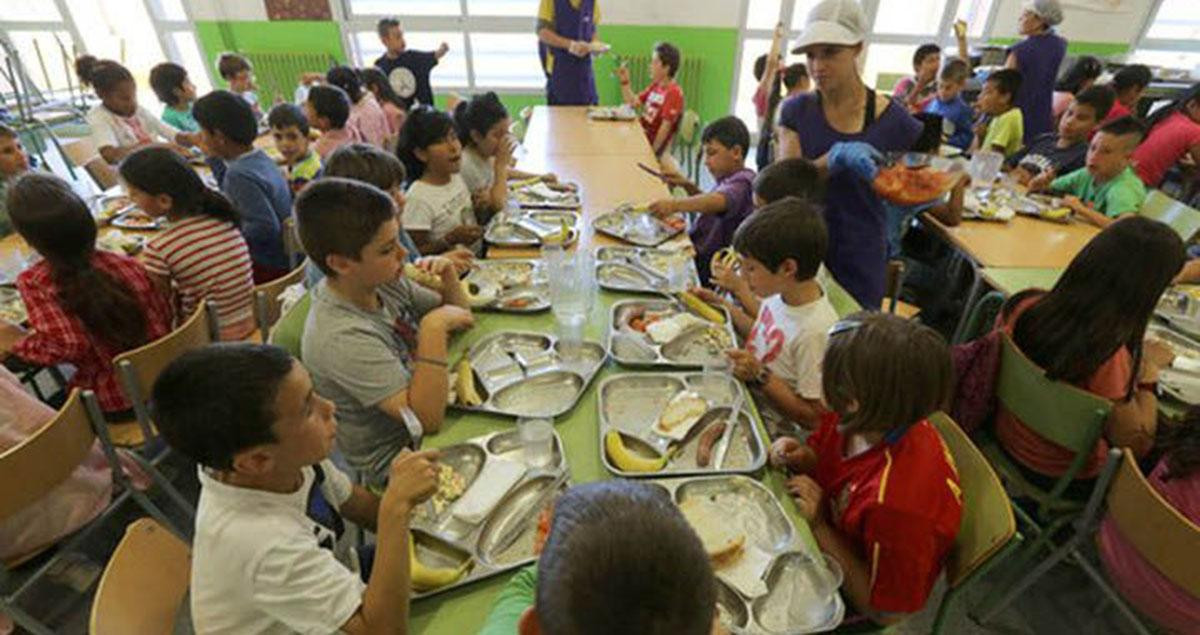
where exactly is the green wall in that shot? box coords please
[988,38,1131,57]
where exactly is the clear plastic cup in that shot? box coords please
[517,417,555,468]
[968,150,1004,186]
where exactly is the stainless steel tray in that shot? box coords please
[593,206,684,247]
[598,371,766,477]
[1155,287,1200,341]
[1148,321,1200,405]
[463,259,550,313]
[608,298,737,368]
[512,183,582,210]
[411,428,569,600]
[652,475,845,634]
[485,209,580,248]
[595,246,698,294]
[450,331,607,418]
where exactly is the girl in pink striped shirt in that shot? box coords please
[119,146,256,340]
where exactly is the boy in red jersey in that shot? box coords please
[616,42,684,157]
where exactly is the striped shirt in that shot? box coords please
[143,215,256,340]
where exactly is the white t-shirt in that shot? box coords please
[86,104,179,152]
[405,174,477,243]
[744,289,838,430]
[190,460,365,635]
[460,148,495,194]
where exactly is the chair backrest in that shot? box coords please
[676,110,701,145]
[89,517,190,635]
[930,412,1018,589]
[0,390,96,523]
[113,302,216,410]
[1105,448,1200,594]
[281,215,304,264]
[1139,189,1200,242]
[253,262,307,338]
[60,136,96,167]
[996,332,1112,455]
[958,291,1005,344]
[268,289,311,359]
[84,158,120,190]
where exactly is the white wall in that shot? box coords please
[989,0,1154,43]
[604,0,742,28]
[187,0,268,21]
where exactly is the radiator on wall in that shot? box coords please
[241,51,338,106]
[619,54,703,117]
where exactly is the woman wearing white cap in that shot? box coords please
[776,0,922,311]
[1007,0,1068,144]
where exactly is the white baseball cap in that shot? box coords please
[791,0,869,54]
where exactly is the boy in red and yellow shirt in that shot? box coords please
[616,42,684,158]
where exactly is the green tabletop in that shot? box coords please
[409,284,830,634]
[979,267,1064,297]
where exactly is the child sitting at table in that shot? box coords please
[479,480,720,635]
[0,174,172,421]
[454,91,558,215]
[1051,56,1103,123]
[1031,116,1148,228]
[76,55,197,165]
[0,124,32,237]
[770,312,962,625]
[1103,64,1152,125]
[893,43,941,114]
[327,65,390,149]
[398,106,486,255]
[149,62,199,132]
[297,178,473,488]
[970,68,1024,158]
[649,115,755,285]
[691,197,837,436]
[194,90,293,283]
[923,57,974,151]
[216,52,262,119]
[268,103,323,194]
[1131,82,1200,189]
[616,41,685,158]
[306,85,361,160]
[151,342,440,634]
[1007,84,1114,186]
[359,67,408,141]
[118,146,256,341]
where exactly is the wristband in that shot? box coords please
[414,356,448,368]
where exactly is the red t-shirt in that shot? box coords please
[638,80,684,153]
[806,412,963,614]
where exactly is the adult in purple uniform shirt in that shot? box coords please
[1007,0,1068,144]
[536,0,606,106]
[776,0,921,309]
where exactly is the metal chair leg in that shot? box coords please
[0,599,56,635]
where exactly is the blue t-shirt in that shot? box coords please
[924,95,974,150]
[215,149,293,272]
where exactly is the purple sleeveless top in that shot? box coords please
[540,0,598,106]
[777,92,921,309]
[1010,31,1068,144]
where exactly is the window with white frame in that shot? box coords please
[1144,0,1200,41]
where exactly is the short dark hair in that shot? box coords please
[733,197,826,280]
[307,84,351,129]
[536,480,716,635]
[822,312,953,433]
[986,68,1022,100]
[323,143,406,191]
[700,115,750,156]
[74,55,132,96]
[753,158,824,204]
[193,90,258,146]
[939,57,970,84]
[1072,84,1116,121]
[216,52,251,80]
[397,105,457,180]
[1098,115,1147,146]
[149,62,189,106]
[452,91,508,146]
[326,65,364,104]
[267,102,310,136]
[913,43,942,71]
[295,178,396,277]
[152,343,294,471]
[377,17,401,39]
[654,42,681,77]
[782,63,808,90]
[1112,64,1152,93]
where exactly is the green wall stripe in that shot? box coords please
[987,38,1131,57]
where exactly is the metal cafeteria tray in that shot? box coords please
[593,206,684,247]
[450,331,607,418]
[410,428,569,599]
[1155,287,1200,340]
[485,209,580,247]
[1148,321,1200,405]
[595,246,699,294]
[598,371,766,477]
[511,182,582,210]
[608,298,737,368]
[463,259,550,313]
[652,475,845,634]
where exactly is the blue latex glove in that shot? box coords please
[827,141,883,182]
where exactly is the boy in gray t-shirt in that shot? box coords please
[297,178,474,487]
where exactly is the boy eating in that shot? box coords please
[374,17,449,108]
[1007,85,1114,185]
[649,116,755,285]
[616,42,685,157]
[217,52,261,119]
[268,103,323,194]
[151,343,440,634]
[1032,115,1148,228]
[0,125,31,237]
[305,85,359,160]
[297,178,473,489]
[923,58,974,151]
[971,68,1024,158]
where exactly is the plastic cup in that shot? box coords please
[968,150,1003,186]
[517,418,555,468]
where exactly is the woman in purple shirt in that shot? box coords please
[1007,0,1068,144]
[777,0,921,309]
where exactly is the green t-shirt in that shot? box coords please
[479,565,537,635]
[983,108,1024,158]
[1050,165,1147,217]
[161,105,198,132]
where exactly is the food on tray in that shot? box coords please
[0,292,26,324]
[404,262,443,289]
[533,501,554,555]
[679,291,726,324]
[462,279,500,308]
[429,464,468,516]
[479,262,533,287]
[1043,205,1071,220]
[696,421,727,467]
[644,312,704,344]
[500,296,534,309]
[662,216,686,231]
[605,429,672,473]
[872,164,957,206]
[456,359,484,406]
[97,231,144,256]
[112,210,160,229]
[96,195,133,221]
[409,534,472,591]
[653,390,708,439]
[680,497,746,569]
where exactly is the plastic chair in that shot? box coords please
[0,390,183,635]
[818,268,861,318]
[269,290,312,359]
[1138,189,1200,241]
[673,110,701,181]
[253,261,306,341]
[89,517,190,635]
[957,291,1005,344]
[60,137,117,190]
[281,215,304,267]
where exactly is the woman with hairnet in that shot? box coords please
[1006,0,1068,144]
